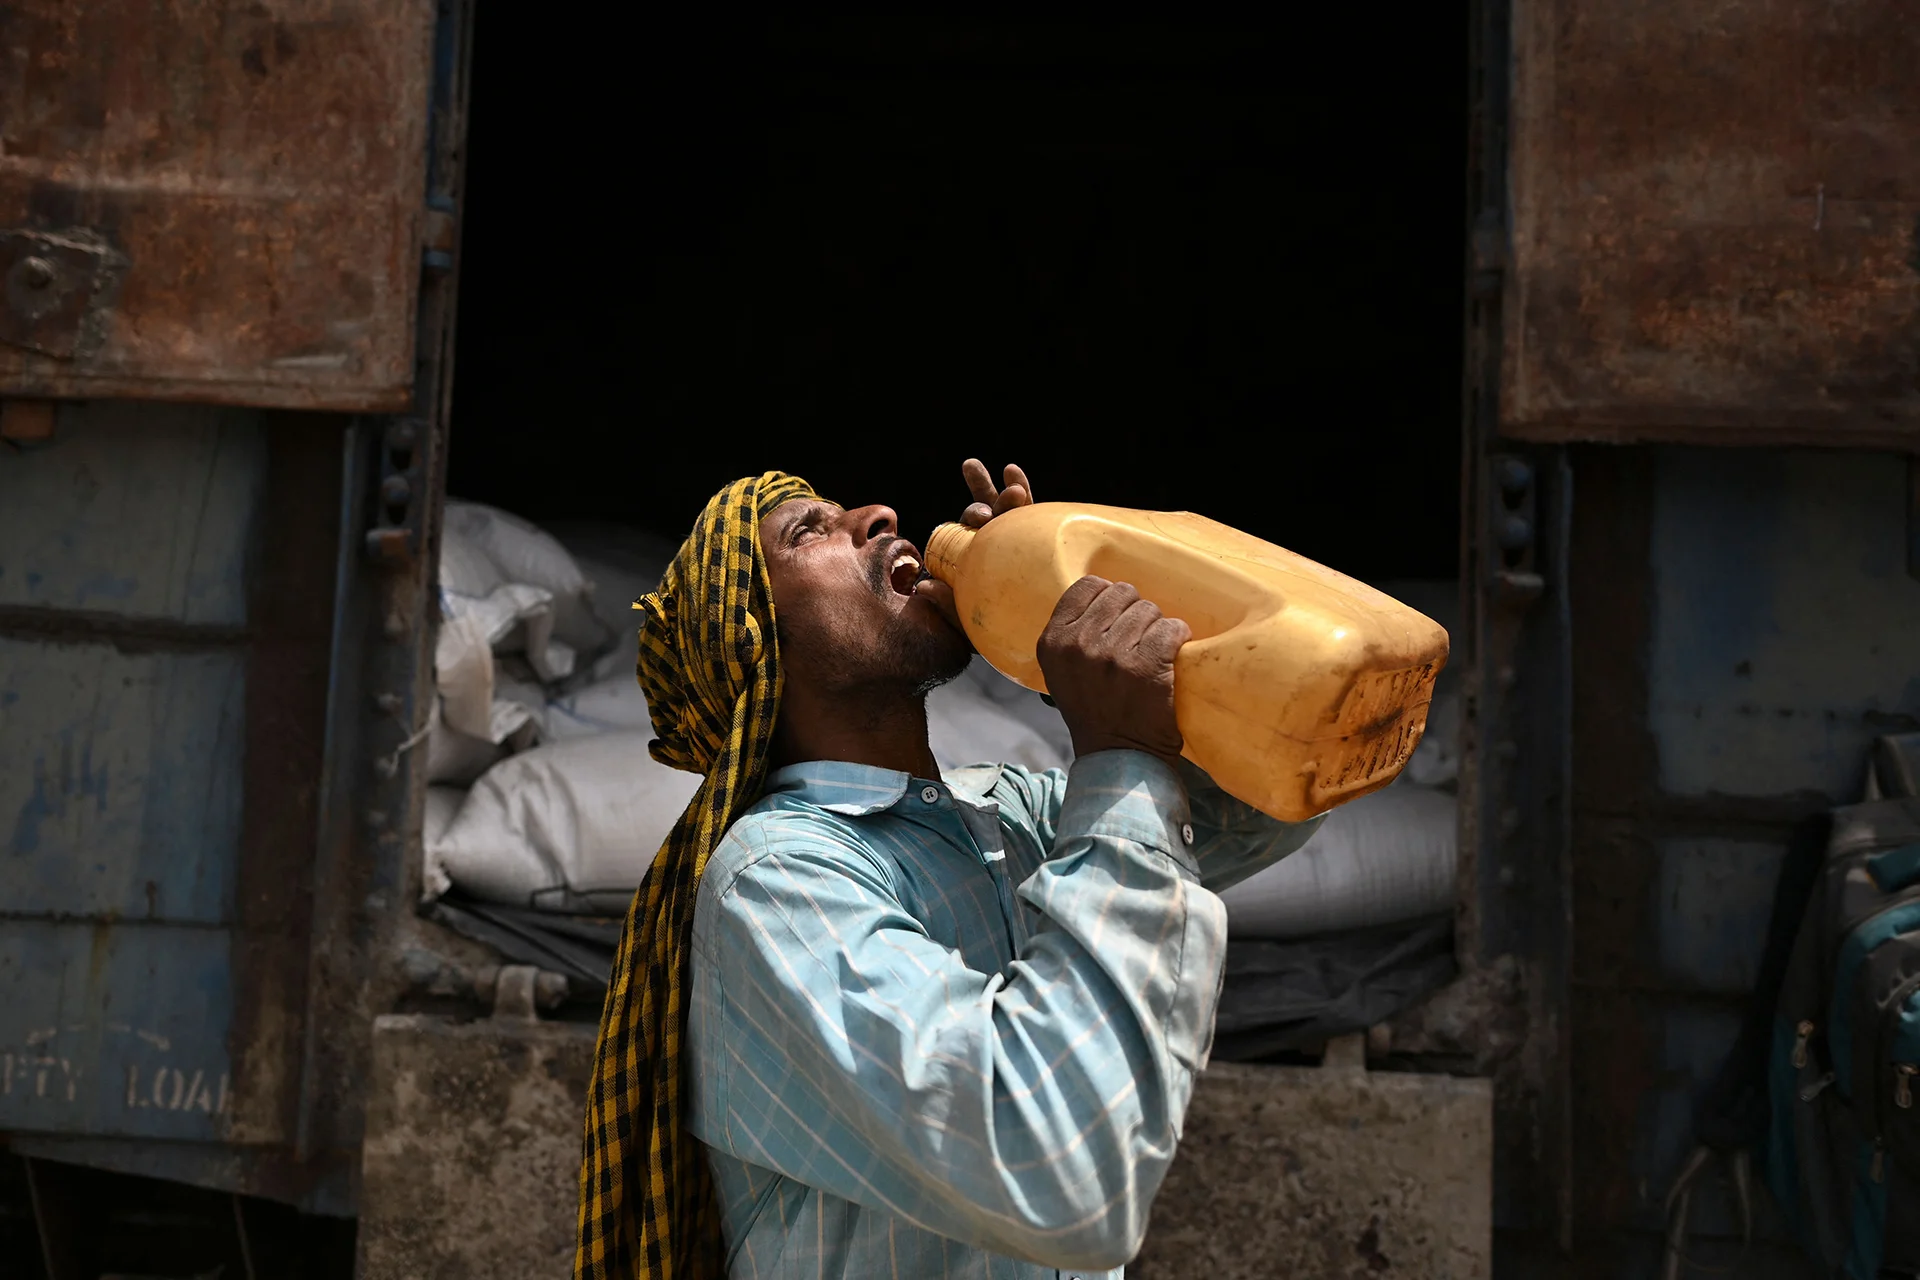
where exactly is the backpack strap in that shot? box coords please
[1662,1145,1754,1280]
[1692,812,1835,1151]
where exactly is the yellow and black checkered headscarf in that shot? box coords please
[576,471,819,1279]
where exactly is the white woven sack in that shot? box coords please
[433,584,571,738]
[547,520,678,683]
[444,500,610,654]
[1218,781,1457,939]
[425,679,547,785]
[545,675,655,742]
[422,732,700,913]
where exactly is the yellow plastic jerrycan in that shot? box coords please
[924,504,1449,822]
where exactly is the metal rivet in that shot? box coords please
[1496,457,1533,495]
[19,257,54,289]
[920,785,940,804]
[1497,513,1533,551]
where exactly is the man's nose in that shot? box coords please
[842,504,898,545]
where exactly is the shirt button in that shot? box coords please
[1181,822,1195,845]
[920,785,941,804]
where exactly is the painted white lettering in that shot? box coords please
[183,1069,214,1114]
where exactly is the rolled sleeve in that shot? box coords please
[1053,750,1199,878]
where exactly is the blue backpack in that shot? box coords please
[1670,733,1920,1280]
[1766,784,1920,1279]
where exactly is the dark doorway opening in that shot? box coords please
[449,6,1466,585]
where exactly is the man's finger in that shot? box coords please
[1046,575,1111,630]
[993,485,1029,517]
[1002,464,1033,504]
[1077,580,1141,635]
[1140,614,1193,665]
[963,458,999,508]
[961,501,995,529]
[1106,596,1162,651]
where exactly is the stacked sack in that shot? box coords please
[423,503,701,913]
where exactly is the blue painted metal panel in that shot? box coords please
[1655,837,1784,995]
[0,640,245,921]
[0,401,263,625]
[0,403,282,1153]
[1649,449,1920,801]
[0,922,235,1140]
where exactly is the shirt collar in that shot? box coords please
[762,760,1004,817]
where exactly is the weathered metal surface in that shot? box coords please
[1652,837,1783,994]
[1505,0,1920,447]
[1455,447,1575,1244]
[224,411,341,1150]
[358,1012,595,1279]
[0,403,341,1168]
[1131,1051,1493,1279]
[0,229,125,360]
[0,405,261,1145]
[0,0,470,1212]
[1564,447,1849,1274]
[1567,448,1678,1259]
[291,0,473,1184]
[1647,449,1920,800]
[0,923,237,1140]
[0,639,245,920]
[0,400,264,622]
[0,0,436,410]
[1460,0,1580,1253]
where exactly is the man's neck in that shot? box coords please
[772,681,941,779]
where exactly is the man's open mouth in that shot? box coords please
[886,545,925,597]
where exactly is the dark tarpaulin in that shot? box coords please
[1208,915,1457,1062]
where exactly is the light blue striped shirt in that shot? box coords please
[686,750,1320,1279]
